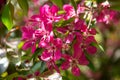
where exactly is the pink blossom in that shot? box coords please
[57,20,87,44]
[21,26,37,53]
[61,53,89,76]
[40,38,62,72]
[95,9,119,24]
[39,4,62,31]
[21,26,35,40]
[84,36,97,54]
[63,4,85,21]
[61,40,89,76]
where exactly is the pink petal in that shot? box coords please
[63,4,74,12]
[65,34,74,44]
[85,36,96,45]
[41,50,51,61]
[34,71,40,76]
[53,62,60,73]
[22,41,33,50]
[21,27,34,40]
[50,5,59,15]
[61,61,70,70]
[88,28,97,35]
[86,46,97,54]
[53,38,62,48]
[39,40,48,48]
[39,4,49,16]
[76,33,83,44]
[77,5,85,14]
[57,27,68,34]
[78,53,89,65]
[54,50,61,61]
[73,41,82,59]
[62,54,71,61]
[71,66,81,76]
[31,43,36,54]
[30,15,41,22]
[74,20,85,30]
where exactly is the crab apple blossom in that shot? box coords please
[21,2,98,77]
[63,4,85,22]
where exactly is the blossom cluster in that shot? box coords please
[21,1,117,76]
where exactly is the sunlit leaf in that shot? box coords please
[17,0,28,15]
[6,73,18,80]
[18,41,24,49]
[9,2,14,19]
[54,18,75,27]
[51,0,63,9]
[70,0,77,10]
[57,10,65,15]
[1,4,13,30]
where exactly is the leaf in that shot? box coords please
[54,18,75,27]
[51,0,63,9]
[30,48,43,60]
[96,0,106,4]
[70,0,77,10]
[85,53,96,71]
[6,73,18,80]
[57,10,65,15]
[91,42,105,52]
[1,4,13,30]
[30,62,42,73]
[98,44,104,52]
[18,41,24,49]
[110,2,120,11]
[9,2,14,19]
[17,0,28,15]
[1,72,8,78]
[62,76,69,80]
[39,61,46,73]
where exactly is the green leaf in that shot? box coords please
[62,76,69,80]
[18,41,24,49]
[110,2,120,11]
[9,2,14,19]
[1,4,13,30]
[57,10,65,15]
[6,73,18,80]
[39,62,46,73]
[85,53,96,71]
[51,0,63,9]
[30,62,42,73]
[30,48,43,60]
[70,0,77,10]
[96,0,105,4]
[98,44,104,52]
[54,18,75,27]
[17,0,28,15]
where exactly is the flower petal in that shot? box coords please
[73,41,82,59]
[62,54,71,61]
[50,5,59,15]
[78,53,89,65]
[22,41,33,50]
[54,50,61,61]
[86,46,97,54]
[31,43,36,54]
[71,66,81,76]
[41,50,51,61]
[61,61,70,70]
